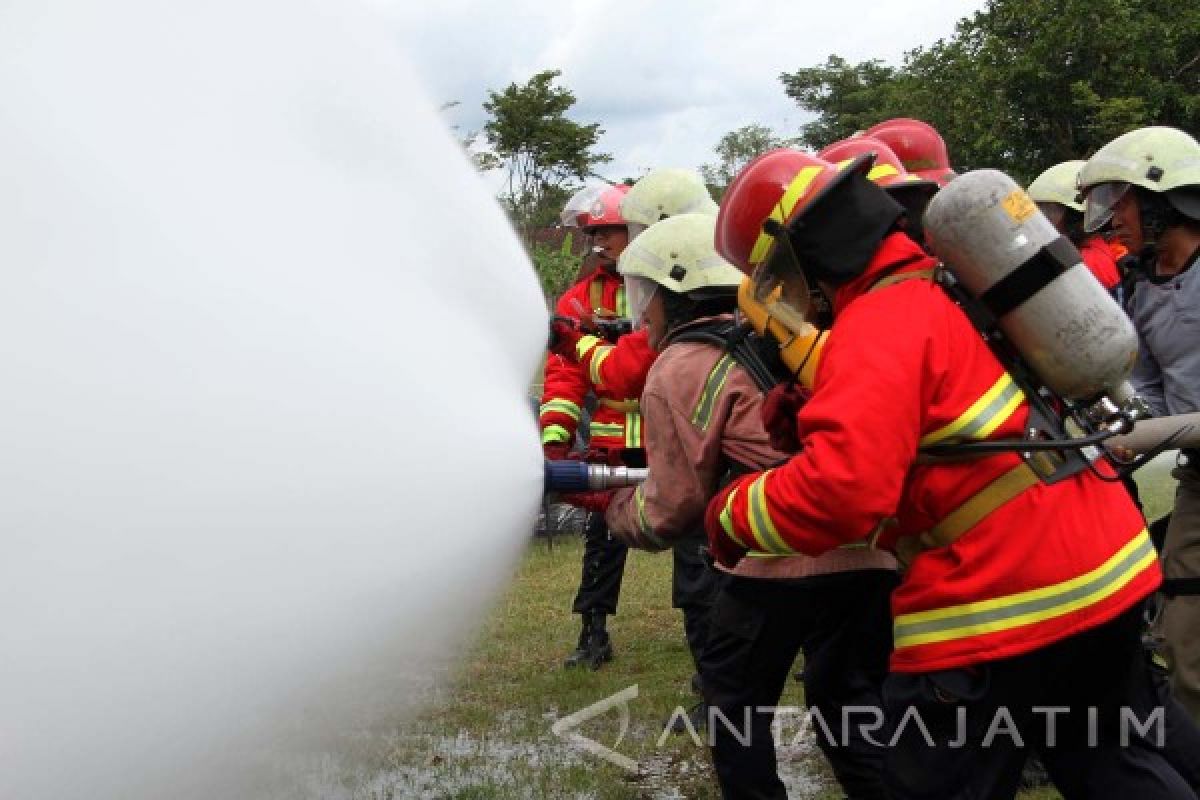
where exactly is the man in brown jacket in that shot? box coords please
[603,212,898,800]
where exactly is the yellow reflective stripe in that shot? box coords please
[920,373,1025,447]
[589,345,614,386]
[599,397,639,412]
[542,424,570,444]
[748,166,824,265]
[719,487,751,547]
[625,411,642,447]
[616,286,628,318]
[539,399,581,422]
[691,354,736,430]
[632,485,667,547]
[746,471,793,555]
[867,163,901,182]
[894,530,1157,650]
[589,422,623,437]
[576,335,602,360]
[634,485,650,532]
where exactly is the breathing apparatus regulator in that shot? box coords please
[922,169,1177,482]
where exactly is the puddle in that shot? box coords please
[288,709,830,799]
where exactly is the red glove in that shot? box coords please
[561,491,613,513]
[761,382,811,454]
[704,474,754,568]
[548,318,585,360]
[543,442,570,461]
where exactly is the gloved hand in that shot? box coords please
[761,382,812,454]
[704,474,755,568]
[543,442,571,461]
[561,491,613,513]
[548,317,585,360]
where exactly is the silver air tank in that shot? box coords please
[923,169,1138,401]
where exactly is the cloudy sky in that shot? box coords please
[390,1,985,186]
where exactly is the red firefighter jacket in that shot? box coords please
[574,328,656,402]
[713,232,1159,673]
[1079,235,1121,291]
[540,266,653,450]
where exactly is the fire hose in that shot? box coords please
[1107,412,1200,454]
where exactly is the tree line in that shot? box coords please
[462,0,1198,296]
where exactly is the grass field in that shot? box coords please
[342,459,1179,799]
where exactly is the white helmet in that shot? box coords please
[617,213,744,325]
[1027,160,1086,212]
[620,168,718,239]
[1078,126,1200,232]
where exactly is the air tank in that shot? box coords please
[924,169,1137,401]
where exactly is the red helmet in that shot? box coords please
[561,184,630,232]
[865,118,956,186]
[818,135,936,192]
[715,148,873,276]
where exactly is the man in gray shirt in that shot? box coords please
[1081,126,1200,722]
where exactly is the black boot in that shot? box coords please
[583,612,614,669]
[563,615,594,669]
[564,613,614,669]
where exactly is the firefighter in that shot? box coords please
[599,211,897,798]
[555,168,720,399]
[1027,160,1121,291]
[705,148,1195,799]
[541,182,641,670]
[549,169,723,697]
[734,138,940,448]
[1079,126,1200,725]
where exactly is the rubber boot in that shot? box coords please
[563,615,594,669]
[582,612,614,670]
[564,613,614,669]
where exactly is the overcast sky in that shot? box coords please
[389,1,985,186]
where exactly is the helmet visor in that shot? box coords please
[750,238,813,333]
[1084,181,1130,233]
[623,274,660,328]
[560,185,607,228]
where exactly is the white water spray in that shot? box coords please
[0,1,545,797]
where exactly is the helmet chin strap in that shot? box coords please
[1130,190,1168,280]
[1134,189,1198,280]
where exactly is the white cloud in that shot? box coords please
[389,1,983,186]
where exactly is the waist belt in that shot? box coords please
[598,398,640,412]
[894,456,1054,566]
[1162,577,1200,598]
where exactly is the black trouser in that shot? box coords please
[883,604,1200,800]
[1151,642,1200,791]
[701,570,898,800]
[672,534,721,678]
[570,511,628,617]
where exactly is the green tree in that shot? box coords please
[480,70,611,242]
[529,233,583,300]
[780,0,1200,183]
[701,124,793,197]
[780,56,903,150]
